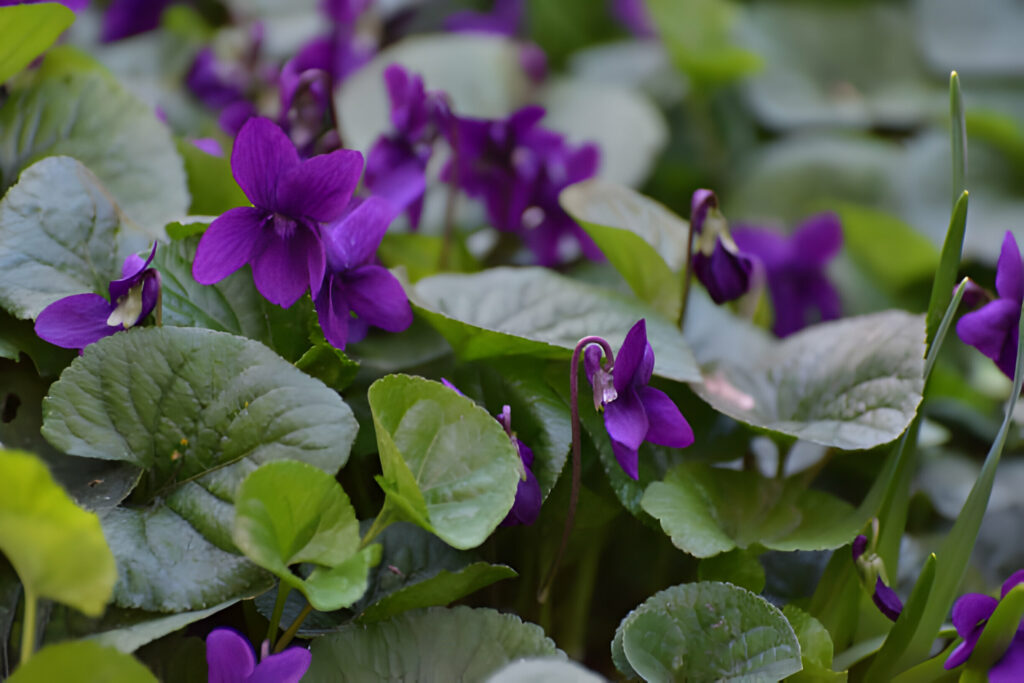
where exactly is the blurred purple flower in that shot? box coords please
[609,0,655,37]
[101,0,178,42]
[445,0,523,36]
[35,245,159,350]
[440,380,541,525]
[192,117,362,308]
[585,320,694,479]
[185,27,265,137]
[851,534,903,622]
[732,213,843,337]
[314,197,412,350]
[445,106,600,265]
[206,628,310,683]
[944,570,1024,679]
[364,65,447,228]
[191,138,224,157]
[690,189,755,304]
[957,231,1024,380]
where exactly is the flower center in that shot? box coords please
[106,282,146,329]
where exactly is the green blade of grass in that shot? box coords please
[951,72,967,209]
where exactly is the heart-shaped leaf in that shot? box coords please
[7,641,156,683]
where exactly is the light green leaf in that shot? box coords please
[305,606,562,682]
[646,0,761,84]
[0,449,115,616]
[368,375,521,549]
[295,339,360,393]
[0,4,74,85]
[77,599,238,653]
[836,204,939,294]
[539,78,667,188]
[233,461,378,611]
[642,463,856,558]
[8,641,156,683]
[784,605,847,682]
[412,267,700,383]
[175,138,248,216]
[689,311,925,450]
[378,233,479,283]
[0,157,130,320]
[336,34,533,154]
[0,63,188,235]
[561,179,687,319]
[614,582,802,681]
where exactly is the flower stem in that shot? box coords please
[677,215,696,332]
[266,581,291,643]
[359,508,392,551]
[19,586,37,666]
[273,601,313,653]
[537,336,615,603]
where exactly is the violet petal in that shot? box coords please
[956,298,1019,364]
[247,646,312,683]
[34,294,116,350]
[952,593,999,637]
[192,207,266,285]
[250,221,325,307]
[205,628,256,683]
[324,196,395,271]
[638,386,694,448]
[996,231,1024,302]
[276,149,364,222]
[603,388,649,452]
[345,265,412,332]
[314,277,350,350]
[232,118,300,209]
[612,319,647,394]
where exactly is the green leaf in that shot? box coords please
[950,72,967,205]
[0,4,74,85]
[925,192,968,351]
[689,311,925,450]
[0,157,132,320]
[336,34,532,155]
[175,138,248,216]
[539,78,668,188]
[295,340,360,393]
[613,581,802,681]
[7,641,156,683]
[359,562,516,623]
[964,584,1024,677]
[486,658,604,683]
[836,204,939,294]
[413,267,700,383]
[233,461,378,611]
[865,554,937,681]
[642,463,856,558]
[0,449,115,616]
[304,607,562,682]
[784,605,847,682]
[646,0,761,84]
[368,375,522,549]
[0,63,188,235]
[377,233,479,283]
[153,236,314,361]
[561,179,687,319]
[698,549,766,594]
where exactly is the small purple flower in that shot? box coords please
[440,380,541,526]
[314,197,412,350]
[957,231,1023,380]
[192,117,363,309]
[445,0,523,37]
[364,65,446,229]
[732,213,843,337]
[445,106,601,265]
[690,189,756,305]
[35,245,160,351]
[609,0,656,38]
[851,534,904,622]
[100,0,178,42]
[206,628,310,683]
[944,570,1024,679]
[585,320,694,480]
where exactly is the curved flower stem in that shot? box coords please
[273,601,313,653]
[677,218,696,332]
[19,586,37,665]
[537,336,615,603]
[266,581,291,643]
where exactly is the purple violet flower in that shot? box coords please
[192,117,363,308]
[690,189,756,305]
[851,534,904,622]
[35,245,160,351]
[440,380,542,526]
[314,197,412,350]
[584,320,694,480]
[206,628,310,683]
[957,231,1024,380]
[100,0,178,43]
[944,570,1024,679]
[364,65,446,229]
[732,213,843,337]
[445,106,601,266]
[609,0,656,38]
[445,0,523,37]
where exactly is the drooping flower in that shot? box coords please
[957,231,1024,380]
[192,117,363,308]
[690,189,756,304]
[364,65,447,229]
[585,320,694,479]
[609,0,656,38]
[851,533,904,622]
[314,197,412,350]
[944,570,1024,679]
[445,106,601,265]
[445,0,523,37]
[206,628,310,683]
[35,245,160,351]
[732,212,843,337]
[440,380,541,526]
